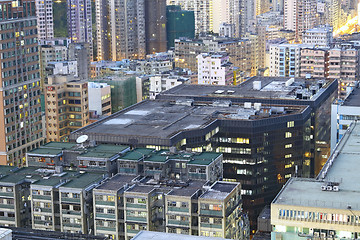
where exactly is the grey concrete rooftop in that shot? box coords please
[273,121,360,211]
[342,87,360,107]
[200,182,239,200]
[96,174,137,191]
[133,231,230,240]
[159,77,331,101]
[71,99,306,141]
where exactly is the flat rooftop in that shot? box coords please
[168,180,207,197]
[133,231,230,240]
[200,182,239,200]
[341,87,360,107]
[71,99,307,144]
[96,174,136,191]
[158,77,332,101]
[60,173,103,189]
[273,121,360,211]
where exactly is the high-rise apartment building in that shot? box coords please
[302,25,333,47]
[95,0,146,61]
[67,0,92,44]
[35,0,54,40]
[145,0,167,54]
[0,0,45,166]
[284,0,317,40]
[269,44,309,77]
[44,75,89,142]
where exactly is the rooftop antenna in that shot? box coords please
[76,135,88,148]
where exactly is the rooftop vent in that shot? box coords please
[253,81,261,90]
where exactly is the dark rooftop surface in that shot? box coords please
[168,180,207,197]
[159,76,331,100]
[71,99,306,142]
[211,182,238,193]
[125,185,157,194]
[342,87,360,107]
[96,174,136,191]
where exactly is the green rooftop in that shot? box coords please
[120,148,155,161]
[78,144,130,159]
[60,173,104,189]
[28,148,63,156]
[42,142,77,150]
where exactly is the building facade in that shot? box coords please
[0,0,45,166]
[35,0,54,40]
[95,0,146,61]
[44,75,89,142]
[271,121,360,240]
[71,77,338,230]
[197,53,234,85]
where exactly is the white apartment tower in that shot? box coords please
[269,44,307,77]
[302,25,333,47]
[96,0,146,60]
[197,53,234,85]
[35,0,54,39]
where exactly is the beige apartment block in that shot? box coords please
[44,75,89,142]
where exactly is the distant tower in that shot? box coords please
[35,0,54,39]
[145,0,167,54]
[96,0,146,60]
[67,0,93,44]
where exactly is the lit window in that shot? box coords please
[285,144,292,148]
[285,132,292,138]
[287,121,294,128]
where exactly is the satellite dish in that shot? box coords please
[76,135,89,144]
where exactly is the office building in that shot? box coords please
[302,25,333,47]
[271,121,360,240]
[331,87,360,151]
[95,0,146,61]
[71,76,337,230]
[0,0,45,166]
[145,0,167,54]
[35,0,54,40]
[197,53,234,85]
[44,75,89,142]
[166,6,195,49]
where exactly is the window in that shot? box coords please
[285,132,292,138]
[285,144,292,148]
[287,121,294,128]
